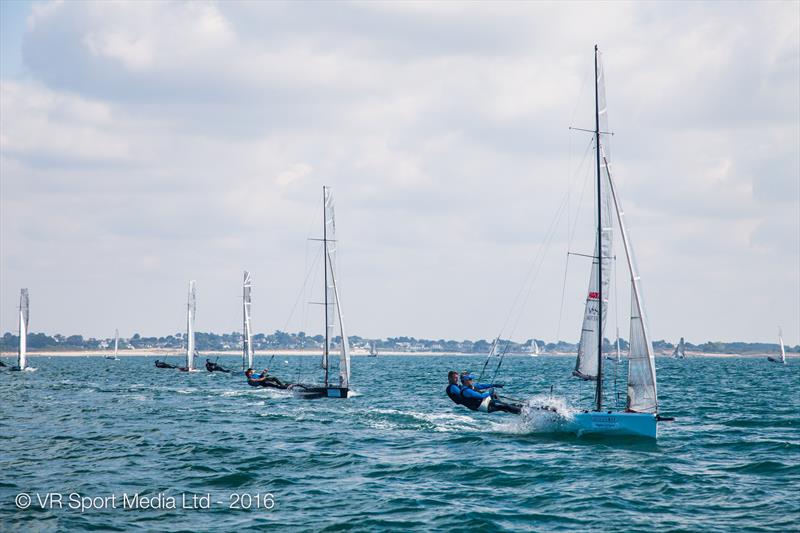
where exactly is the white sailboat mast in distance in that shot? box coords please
[243,270,254,370]
[768,327,787,364]
[186,280,197,370]
[17,289,29,370]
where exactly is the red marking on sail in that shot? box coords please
[588,291,599,300]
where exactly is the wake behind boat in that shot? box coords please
[293,186,352,400]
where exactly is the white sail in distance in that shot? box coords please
[243,271,254,370]
[779,328,786,364]
[573,54,614,382]
[114,329,119,358]
[672,337,685,359]
[323,187,351,388]
[186,280,197,370]
[18,289,29,370]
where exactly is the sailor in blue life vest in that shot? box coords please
[245,368,291,389]
[445,370,522,415]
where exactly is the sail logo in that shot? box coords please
[588,291,599,300]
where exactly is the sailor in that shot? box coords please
[154,359,177,369]
[245,368,290,389]
[205,358,231,373]
[445,371,522,415]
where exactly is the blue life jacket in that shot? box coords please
[446,383,463,405]
[446,383,484,411]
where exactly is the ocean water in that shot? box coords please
[1,355,798,532]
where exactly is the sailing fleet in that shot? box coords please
[2,48,794,438]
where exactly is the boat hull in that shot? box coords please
[292,385,349,399]
[573,412,657,439]
[766,357,785,364]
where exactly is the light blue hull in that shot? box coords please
[573,412,657,439]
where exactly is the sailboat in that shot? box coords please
[672,337,686,359]
[179,280,199,372]
[767,328,786,364]
[242,270,254,370]
[293,186,352,399]
[569,46,662,439]
[368,341,378,357]
[530,339,540,357]
[105,329,120,360]
[10,289,30,371]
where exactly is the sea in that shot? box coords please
[1,354,798,532]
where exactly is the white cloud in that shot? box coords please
[1,0,798,345]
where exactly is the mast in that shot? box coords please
[323,186,329,387]
[594,44,604,411]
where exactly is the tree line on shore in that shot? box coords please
[0,331,795,355]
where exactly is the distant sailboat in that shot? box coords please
[105,329,120,360]
[672,337,686,359]
[293,186,352,399]
[10,289,30,371]
[569,46,662,438]
[368,341,378,357]
[530,339,540,357]
[767,328,786,364]
[242,270,254,370]
[179,281,199,372]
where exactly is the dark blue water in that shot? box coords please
[2,355,798,532]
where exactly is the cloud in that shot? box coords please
[1,1,798,345]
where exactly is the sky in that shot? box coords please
[1,1,798,345]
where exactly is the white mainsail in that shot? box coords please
[672,337,685,359]
[573,55,614,382]
[18,289,29,370]
[779,328,786,364]
[323,186,351,388]
[114,329,119,359]
[243,270,254,370]
[186,280,197,370]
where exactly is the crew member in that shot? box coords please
[154,359,177,369]
[245,368,290,389]
[205,358,230,373]
[445,370,522,415]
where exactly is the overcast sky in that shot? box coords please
[1,1,798,345]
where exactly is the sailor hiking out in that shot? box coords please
[445,370,522,415]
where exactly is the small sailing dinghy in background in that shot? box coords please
[767,328,786,364]
[569,46,664,439]
[105,329,120,360]
[368,341,378,358]
[293,186,352,399]
[242,270,255,371]
[178,280,200,372]
[10,289,32,372]
[672,337,686,359]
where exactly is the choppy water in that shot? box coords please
[1,355,798,532]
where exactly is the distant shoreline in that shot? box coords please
[0,349,795,359]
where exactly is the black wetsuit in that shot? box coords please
[446,383,522,415]
[155,360,177,369]
[247,372,290,389]
[0,360,6,367]
[205,361,230,373]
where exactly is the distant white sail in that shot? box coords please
[672,337,685,359]
[186,280,197,370]
[114,329,119,358]
[243,271,254,370]
[779,328,786,364]
[18,289,29,370]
